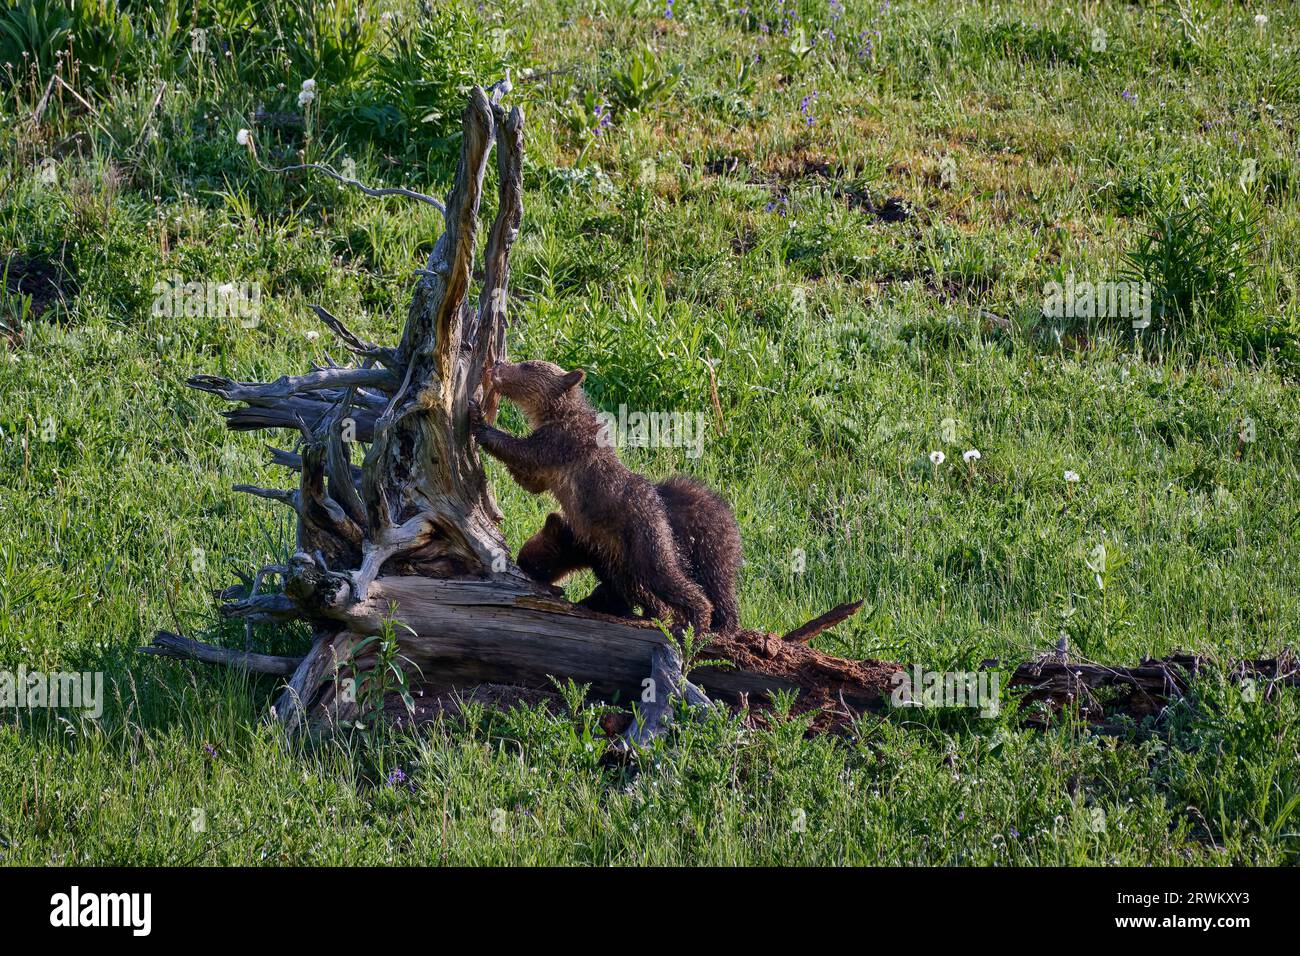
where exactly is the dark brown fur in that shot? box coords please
[517,475,742,632]
[470,360,741,634]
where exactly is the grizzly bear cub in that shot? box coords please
[516,477,741,632]
[469,359,741,634]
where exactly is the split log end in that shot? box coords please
[782,599,866,644]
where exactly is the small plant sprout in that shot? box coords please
[939,154,957,187]
[1236,416,1256,459]
[1085,541,1107,589]
[1240,158,1258,190]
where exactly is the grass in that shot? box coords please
[1,0,1298,865]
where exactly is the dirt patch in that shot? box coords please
[730,226,758,256]
[762,153,857,183]
[2,250,78,337]
[841,192,913,223]
[705,151,913,225]
[705,155,743,176]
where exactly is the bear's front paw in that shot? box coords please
[467,399,486,433]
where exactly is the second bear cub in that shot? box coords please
[469,359,739,634]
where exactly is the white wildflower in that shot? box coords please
[962,449,981,464]
[236,128,251,146]
[298,89,315,108]
[929,451,945,467]
[1064,470,1080,483]
[305,330,320,342]
[1255,14,1269,27]
[301,78,316,92]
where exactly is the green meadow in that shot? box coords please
[0,0,1297,864]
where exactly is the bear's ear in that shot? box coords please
[560,368,586,390]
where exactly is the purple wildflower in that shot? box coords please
[664,0,674,19]
[593,100,612,136]
[1121,89,1136,104]
[386,767,408,788]
[830,0,844,21]
[800,90,818,126]
[858,29,880,60]
[203,742,217,760]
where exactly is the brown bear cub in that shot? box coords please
[516,478,742,632]
[469,359,742,634]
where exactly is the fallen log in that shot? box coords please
[1001,652,1300,726]
[141,615,1298,736]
